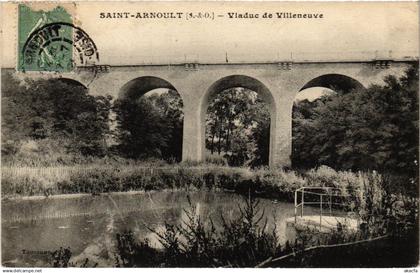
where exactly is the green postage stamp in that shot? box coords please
[18,4,99,72]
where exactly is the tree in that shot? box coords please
[152,90,184,161]
[205,88,270,167]
[1,72,112,158]
[113,89,183,162]
[249,97,270,167]
[292,64,419,176]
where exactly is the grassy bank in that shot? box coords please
[1,163,395,202]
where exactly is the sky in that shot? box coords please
[294,87,335,102]
[1,1,419,67]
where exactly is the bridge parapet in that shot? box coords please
[99,50,418,66]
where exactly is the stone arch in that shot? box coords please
[200,75,277,166]
[119,76,182,100]
[299,73,365,94]
[49,78,88,90]
[292,74,365,168]
[117,76,184,162]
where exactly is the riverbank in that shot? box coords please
[2,164,418,268]
[1,163,391,202]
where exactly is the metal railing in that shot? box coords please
[294,186,352,230]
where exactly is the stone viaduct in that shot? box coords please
[6,57,417,167]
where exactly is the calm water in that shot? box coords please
[2,191,321,267]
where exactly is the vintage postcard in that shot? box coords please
[0,1,419,269]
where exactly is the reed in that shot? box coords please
[2,162,394,205]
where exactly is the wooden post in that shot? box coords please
[301,189,304,217]
[329,191,332,215]
[294,190,298,223]
[320,195,323,230]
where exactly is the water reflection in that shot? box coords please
[2,191,321,267]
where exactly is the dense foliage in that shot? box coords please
[113,90,183,162]
[292,65,419,177]
[1,71,184,164]
[1,72,111,159]
[205,88,270,167]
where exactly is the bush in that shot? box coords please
[205,153,228,166]
[115,194,284,267]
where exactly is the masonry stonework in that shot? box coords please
[7,61,413,167]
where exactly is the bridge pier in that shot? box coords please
[181,100,203,163]
[270,101,293,168]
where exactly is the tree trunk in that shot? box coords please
[225,126,230,152]
[217,124,223,154]
[210,118,218,154]
[211,133,215,154]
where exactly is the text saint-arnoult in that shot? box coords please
[99,12,183,19]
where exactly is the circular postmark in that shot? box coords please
[21,22,99,71]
